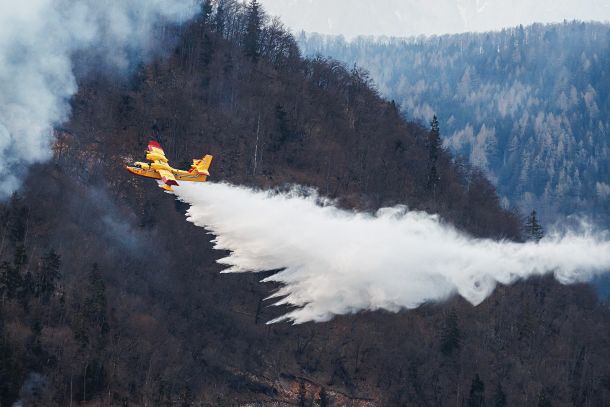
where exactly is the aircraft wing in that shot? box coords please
[191,155,213,176]
[146,141,169,163]
[157,169,179,187]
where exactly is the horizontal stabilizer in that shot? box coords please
[189,154,213,175]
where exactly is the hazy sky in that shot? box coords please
[259,0,610,38]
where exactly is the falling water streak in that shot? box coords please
[174,182,610,324]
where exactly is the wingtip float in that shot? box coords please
[126,141,213,192]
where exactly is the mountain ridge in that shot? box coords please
[260,0,610,38]
[299,21,610,225]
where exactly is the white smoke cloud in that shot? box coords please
[0,0,199,197]
[175,182,610,324]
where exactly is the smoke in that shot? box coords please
[174,182,610,324]
[0,0,199,198]
[12,372,48,407]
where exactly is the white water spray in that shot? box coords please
[175,182,610,324]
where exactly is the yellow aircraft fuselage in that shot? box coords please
[126,166,209,182]
[126,141,213,191]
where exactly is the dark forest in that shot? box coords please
[1,1,609,406]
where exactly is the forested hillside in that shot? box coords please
[1,2,609,406]
[300,22,610,224]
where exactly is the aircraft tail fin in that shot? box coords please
[189,154,213,176]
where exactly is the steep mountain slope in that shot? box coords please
[299,22,610,224]
[0,3,609,406]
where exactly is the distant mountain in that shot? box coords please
[260,0,610,38]
[299,22,610,224]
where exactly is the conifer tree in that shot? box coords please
[75,264,109,349]
[537,391,552,407]
[427,115,442,193]
[36,249,61,298]
[440,309,461,356]
[524,210,544,242]
[493,382,507,407]
[467,374,486,407]
[13,244,27,271]
[274,104,290,148]
[0,333,20,407]
[8,193,28,244]
[215,0,225,34]
[244,0,262,62]
[298,380,307,407]
[317,387,329,407]
[0,262,21,299]
[200,0,213,25]
[429,115,441,162]
[85,263,108,336]
[19,271,35,304]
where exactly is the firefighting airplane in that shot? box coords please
[126,141,213,192]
